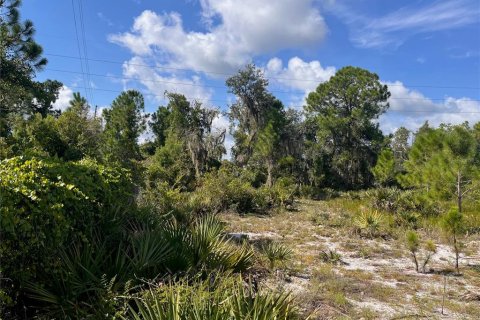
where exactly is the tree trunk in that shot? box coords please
[453,233,459,274]
[457,171,462,214]
[411,252,419,273]
[266,159,274,188]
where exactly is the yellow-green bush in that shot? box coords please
[190,167,258,214]
[0,156,133,306]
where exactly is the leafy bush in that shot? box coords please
[124,275,297,320]
[138,181,191,223]
[310,187,341,200]
[188,166,298,215]
[368,187,441,216]
[191,167,272,214]
[394,211,421,229]
[368,187,401,212]
[0,156,133,303]
[258,177,297,209]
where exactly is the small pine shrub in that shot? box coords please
[405,230,420,272]
[421,240,437,273]
[441,208,465,274]
[405,230,437,273]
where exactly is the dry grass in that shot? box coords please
[220,198,480,319]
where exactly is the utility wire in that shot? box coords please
[68,85,480,113]
[77,0,94,106]
[44,53,480,90]
[44,68,480,102]
[70,0,89,101]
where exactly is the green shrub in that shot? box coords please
[368,187,400,212]
[23,214,254,318]
[354,210,384,238]
[190,167,298,215]
[0,156,133,308]
[394,211,421,228]
[405,230,420,272]
[441,208,465,274]
[190,168,258,214]
[125,274,297,320]
[260,241,293,270]
[368,187,441,216]
[319,249,343,265]
[260,177,297,209]
[405,231,437,273]
[138,181,191,222]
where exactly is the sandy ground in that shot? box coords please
[222,199,480,320]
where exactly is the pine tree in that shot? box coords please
[400,123,479,213]
[0,0,62,136]
[304,66,390,189]
[372,148,395,186]
[102,90,146,166]
[56,92,102,160]
[391,126,410,173]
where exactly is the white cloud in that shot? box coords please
[265,56,335,108]
[122,56,213,105]
[211,112,229,133]
[109,1,327,74]
[330,0,480,49]
[379,81,480,134]
[211,112,233,159]
[52,85,73,111]
[266,57,335,93]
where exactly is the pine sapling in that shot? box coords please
[421,240,436,273]
[441,208,465,274]
[406,230,420,272]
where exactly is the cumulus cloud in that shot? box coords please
[122,56,213,105]
[379,81,480,134]
[211,112,229,134]
[52,85,73,111]
[266,56,335,93]
[264,56,335,108]
[109,0,327,74]
[330,0,480,49]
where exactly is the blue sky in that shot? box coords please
[22,0,480,142]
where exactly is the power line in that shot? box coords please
[44,53,480,90]
[77,0,94,106]
[44,67,480,102]
[67,85,480,113]
[70,0,89,101]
